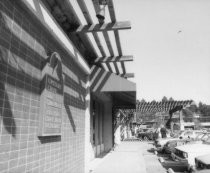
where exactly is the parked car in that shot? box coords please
[193,154,210,172]
[154,131,182,149]
[162,133,206,154]
[171,136,210,171]
[155,130,203,150]
[163,139,188,154]
[179,130,203,140]
[137,128,157,140]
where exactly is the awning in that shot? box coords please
[90,66,136,109]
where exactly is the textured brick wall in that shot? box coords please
[0,1,87,172]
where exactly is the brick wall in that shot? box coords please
[0,1,87,172]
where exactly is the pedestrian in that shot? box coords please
[160,126,167,138]
[114,124,121,149]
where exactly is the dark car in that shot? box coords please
[193,154,210,172]
[137,128,157,141]
[163,139,187,154]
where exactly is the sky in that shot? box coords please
[113,0,210,104]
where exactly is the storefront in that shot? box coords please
[88,66,136,159]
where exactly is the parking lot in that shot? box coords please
[91,130,210,173]
[141,141,189,173]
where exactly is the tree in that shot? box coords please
[169,97,174,101]
[140,99,146,103]
[162,96,168,102]
[151,100,156,103]
[194,118,201,130]
[198,102,210,116]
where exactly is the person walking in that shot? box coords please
[160,125,167,138]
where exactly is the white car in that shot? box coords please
[171,137,210,170]
[155,130,203,149]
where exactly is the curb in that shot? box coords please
[158,157,164,163]
[167,168,175,173]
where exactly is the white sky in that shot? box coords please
[113,0,210,104]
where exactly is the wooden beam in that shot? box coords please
[92,0,117,73]
[75,21,131,33]
[92,33,106,57]
[114,30,122,55]
[92,0,101,15]
[121,62,126,74]
[94,55,133,63]
[107,0,126,74]
[103,31,114,56]
[107,0,116,22]
[113,62,119,74]
[77,0,106,57]
[119,73,134,78]
[93,0,114,56]
[105,63,113,73]
[77,0,93,24]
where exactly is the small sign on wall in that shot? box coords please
[39,52,63,136]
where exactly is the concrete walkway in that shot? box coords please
[91,141,166,173]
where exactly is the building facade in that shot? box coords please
[0,0,136,173]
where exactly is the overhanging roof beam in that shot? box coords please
[113,62,119,74]
[105,63,113,73]
[107,0,126,74]
[103,31,114,56]
[95,55,133,63]
[107,0,116,21]
[92,0,115,73]
[77,0,106,57]
[75,21,131,33]
[121,62,126,74]
[119,73,134,78]
[77,0,92,24]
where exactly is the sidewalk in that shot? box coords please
[90,141,166,173]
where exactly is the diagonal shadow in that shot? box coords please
[0,6,46,137]
[63,80,86,132]
[0,77,16,137]
[0,1,89,138]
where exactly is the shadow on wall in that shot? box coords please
[63,73,87,133]
[38,136,61,144]
[0,5,45,138]
[90,66,111,93]
[0,71,16,137]
[0,1,88,138]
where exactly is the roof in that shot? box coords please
[133,100,193,113]
[196,154,210,165]
[42,0,134,79]
[90,65,136,108]
[121,100,193,115]
[137,100,193,113]
[176,143,210,153]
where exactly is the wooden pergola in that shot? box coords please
[136,100,193,113]
[42,0,134,79]
[119,100,194,128]
[121,100,194,114]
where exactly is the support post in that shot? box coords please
[180,110,185,130]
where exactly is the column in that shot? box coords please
[180,110,185,130]
[84,79,91,173]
